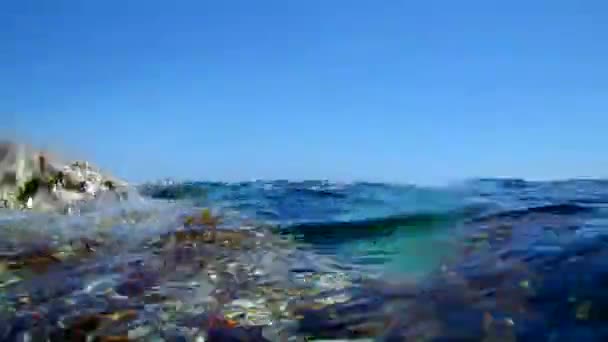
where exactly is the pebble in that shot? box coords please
[128,325,153,339]
[314,293,351,305]
[223,298,277,327]
[246,311,273,326]
[315,273,351,289]
[231,299,257,309]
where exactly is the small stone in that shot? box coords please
[314,293,351,305]
[129,325,153,339]
[246,311,273,326]
[225,310,246,321]
[231,299,257,309]
[315,273,351,289]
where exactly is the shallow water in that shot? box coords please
[1,179,608,341]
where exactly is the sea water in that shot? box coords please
[1,179,608,340]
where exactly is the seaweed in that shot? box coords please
[16,178,40,204]
[103,180,115,191]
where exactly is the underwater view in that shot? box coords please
[3,173,608,341]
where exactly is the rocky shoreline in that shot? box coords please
[0,141,128,213]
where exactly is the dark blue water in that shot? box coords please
[141,180,464,224]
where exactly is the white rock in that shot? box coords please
[31,192,60,212]
[0,141,128,213]
[25,197,33,209]
[54,189,86,203]
[63,169,84,189]
[83,181,98,196]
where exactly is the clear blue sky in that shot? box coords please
[2,1,607,184]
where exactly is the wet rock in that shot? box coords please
[1,247,62,272]
[0,141,128,213]
[223,298,274,326]
[160,327,190,342]
[128,325,153,339]
[115,276,155,297]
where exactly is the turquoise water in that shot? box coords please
[141,180,471,277]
